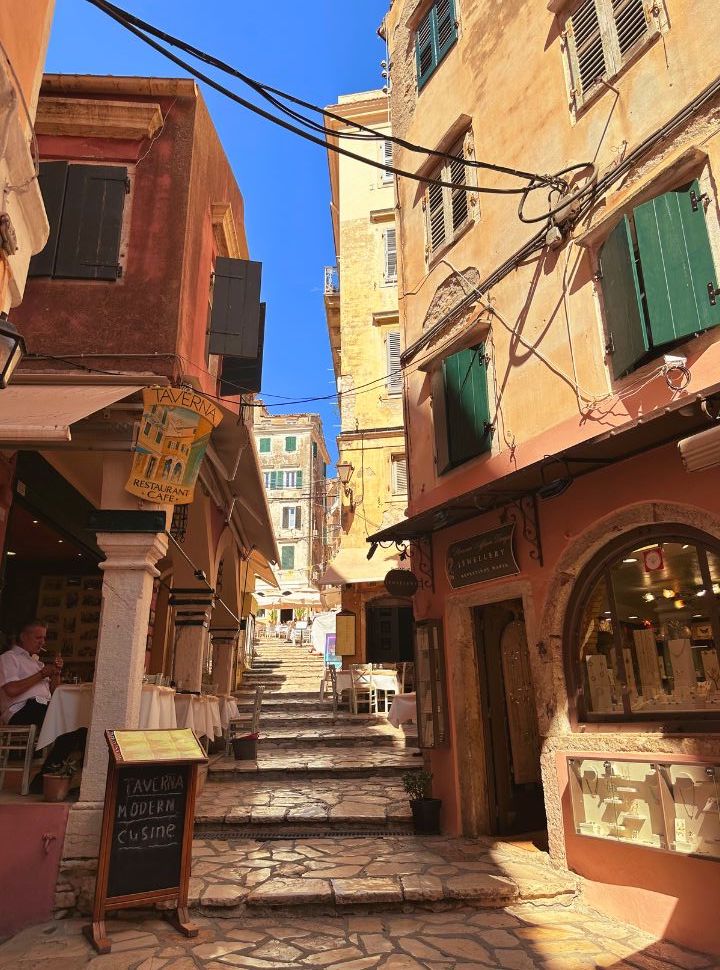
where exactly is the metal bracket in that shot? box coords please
[708,282,720,307]
[499,493,544,567]
[394,535,434,593]
[691,189,709,212]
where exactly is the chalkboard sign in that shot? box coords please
[84,729,206,955]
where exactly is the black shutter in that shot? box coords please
[28,161,68,277]
[54,164,127,280]
[219,302,266,395]
[209,257,262,357]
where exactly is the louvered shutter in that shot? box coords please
[431,367,451,474]
[295,506,302,529]
[392,456,408,494]
[443,346,492,467]
[416,8,436,88]
[384,228,398,283]
[286,436,297,452]
[599,216,648,377]
[54,164,127,280]
[611,0,650,59]
[449,147,468,232]
[209,257,262,357]
[259,438,270,453]
[282,507,289,529]
[427,181,446,253]
[281,546,295,570]
[435,0,457,61]
[634,181,720,347]
[218,302,266,395]
[382,140,393,182]
[567,0,608,105]
[386,330,403,395]
[296,470,303,488]
[29,161,68,277]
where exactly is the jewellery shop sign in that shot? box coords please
[446,524,519,590]
[125,387,223,506]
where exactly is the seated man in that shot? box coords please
[0,619,86,793]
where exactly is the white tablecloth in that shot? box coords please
[321,670,399,700]
[174,694,223,739]
[388,692,417,728]
[218,695,240,731]
[37,684,179,749]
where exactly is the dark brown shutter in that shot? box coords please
[28,161,68,277]
[219,302,266,395]
[54,164,127,280]
[209,257,262,357]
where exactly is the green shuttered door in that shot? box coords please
[600,215,648,377]
[443,346,491,467]
[635,181,720,345]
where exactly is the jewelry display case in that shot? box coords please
[568,757,720,859]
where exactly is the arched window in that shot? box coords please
[566,525,720,724]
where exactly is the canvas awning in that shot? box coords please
[0,383,144,445]
[248,550,278,589]
[318,546,403,587]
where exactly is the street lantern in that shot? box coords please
[0,312,26,389]
[336,460,354,486]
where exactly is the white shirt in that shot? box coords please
[0,645,51,723]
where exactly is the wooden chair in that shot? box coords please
[350,664,377,715]
[0,724,38,796]
[226,684,264,756]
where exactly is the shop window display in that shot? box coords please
[570,530,720,721]
[568,757,720,859]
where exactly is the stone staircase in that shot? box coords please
[190,638,578,917]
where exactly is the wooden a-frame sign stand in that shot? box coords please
[84,728,207,954]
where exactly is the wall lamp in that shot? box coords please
[537,458,573,500]
[336,460,355,509]
[0,312,26,389]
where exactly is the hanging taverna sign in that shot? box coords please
[125,386,223,505]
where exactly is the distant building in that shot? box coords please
[254,406,333,613]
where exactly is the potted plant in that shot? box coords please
[403,769,442,835]
[43,758,77,802]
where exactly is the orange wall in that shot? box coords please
[0,0,54,120]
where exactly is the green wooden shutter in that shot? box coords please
[416,8,436,88]
[443,346,491,467]
[28,161,68,277]
[54,164,127,280]
[296,470,303,488]
[285,436,297,452]
[259,437,271,453]
[435,0,457,62]
[281,546,295,570]
[269,471,277,490]
[634,181,720,347]
[600,215,648,377]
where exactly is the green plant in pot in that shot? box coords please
[403,769,442,835]
[43,757,77,802]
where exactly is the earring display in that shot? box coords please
[568,757,720,857]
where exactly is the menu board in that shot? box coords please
[109,729,205,763]
[37,574,101,675]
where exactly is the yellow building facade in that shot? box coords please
[322,90,412,664]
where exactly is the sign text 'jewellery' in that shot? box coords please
[125,387,223,506]
[446,524,519,589]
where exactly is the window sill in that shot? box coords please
[427,216,475,270]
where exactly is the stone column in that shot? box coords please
[79,530,168,803]
[171,589,214,692]
[211,629,238,695]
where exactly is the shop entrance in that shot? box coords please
[365,603,414,663]
[473,599,545,836]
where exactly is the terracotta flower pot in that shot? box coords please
[43,774,71,802]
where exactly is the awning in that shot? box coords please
[368,385,720,545]
[318,546,403,586]
[248,550,278,589]
[0,383,144,444]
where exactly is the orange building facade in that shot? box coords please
[375,0,720,953]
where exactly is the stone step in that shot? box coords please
[259,729,415,750]
[236,711,396,728]
[189,834,578,915]
[236,689,324,700]
[208,746,422,780]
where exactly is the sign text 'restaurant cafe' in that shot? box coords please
[446,524,519,589]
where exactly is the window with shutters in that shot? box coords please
[564,0,667,112]
[386,329,403,396]
[424,138,472,260]
[208,257,263,358]
[432,344,493,473]
[416,0,458,89]
[282,506,302,530]
[282,470,303,488]
[29,161,128,280]
[285,436,297,452]
[391,455,408,495]
[383,228,398,284]
[258,437,271,453]
[381,140,394,184]
[280,545,295,570]
[598,180,720,379]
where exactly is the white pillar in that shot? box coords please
[172,590,214,692]
[79,530,168,803]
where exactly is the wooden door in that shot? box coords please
[474,600,545,836]
[366,605,414,663]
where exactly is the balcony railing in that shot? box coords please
[324,265,340,295]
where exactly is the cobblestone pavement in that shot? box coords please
[195,779,412,827]
[1,903,715,969]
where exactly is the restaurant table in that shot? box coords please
[173,693,223,739]
[36,683,178,749]
[388,692,417,728]
[218,695,240,731]
[320,669,400,701]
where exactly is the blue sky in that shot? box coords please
[45,0,391,464]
